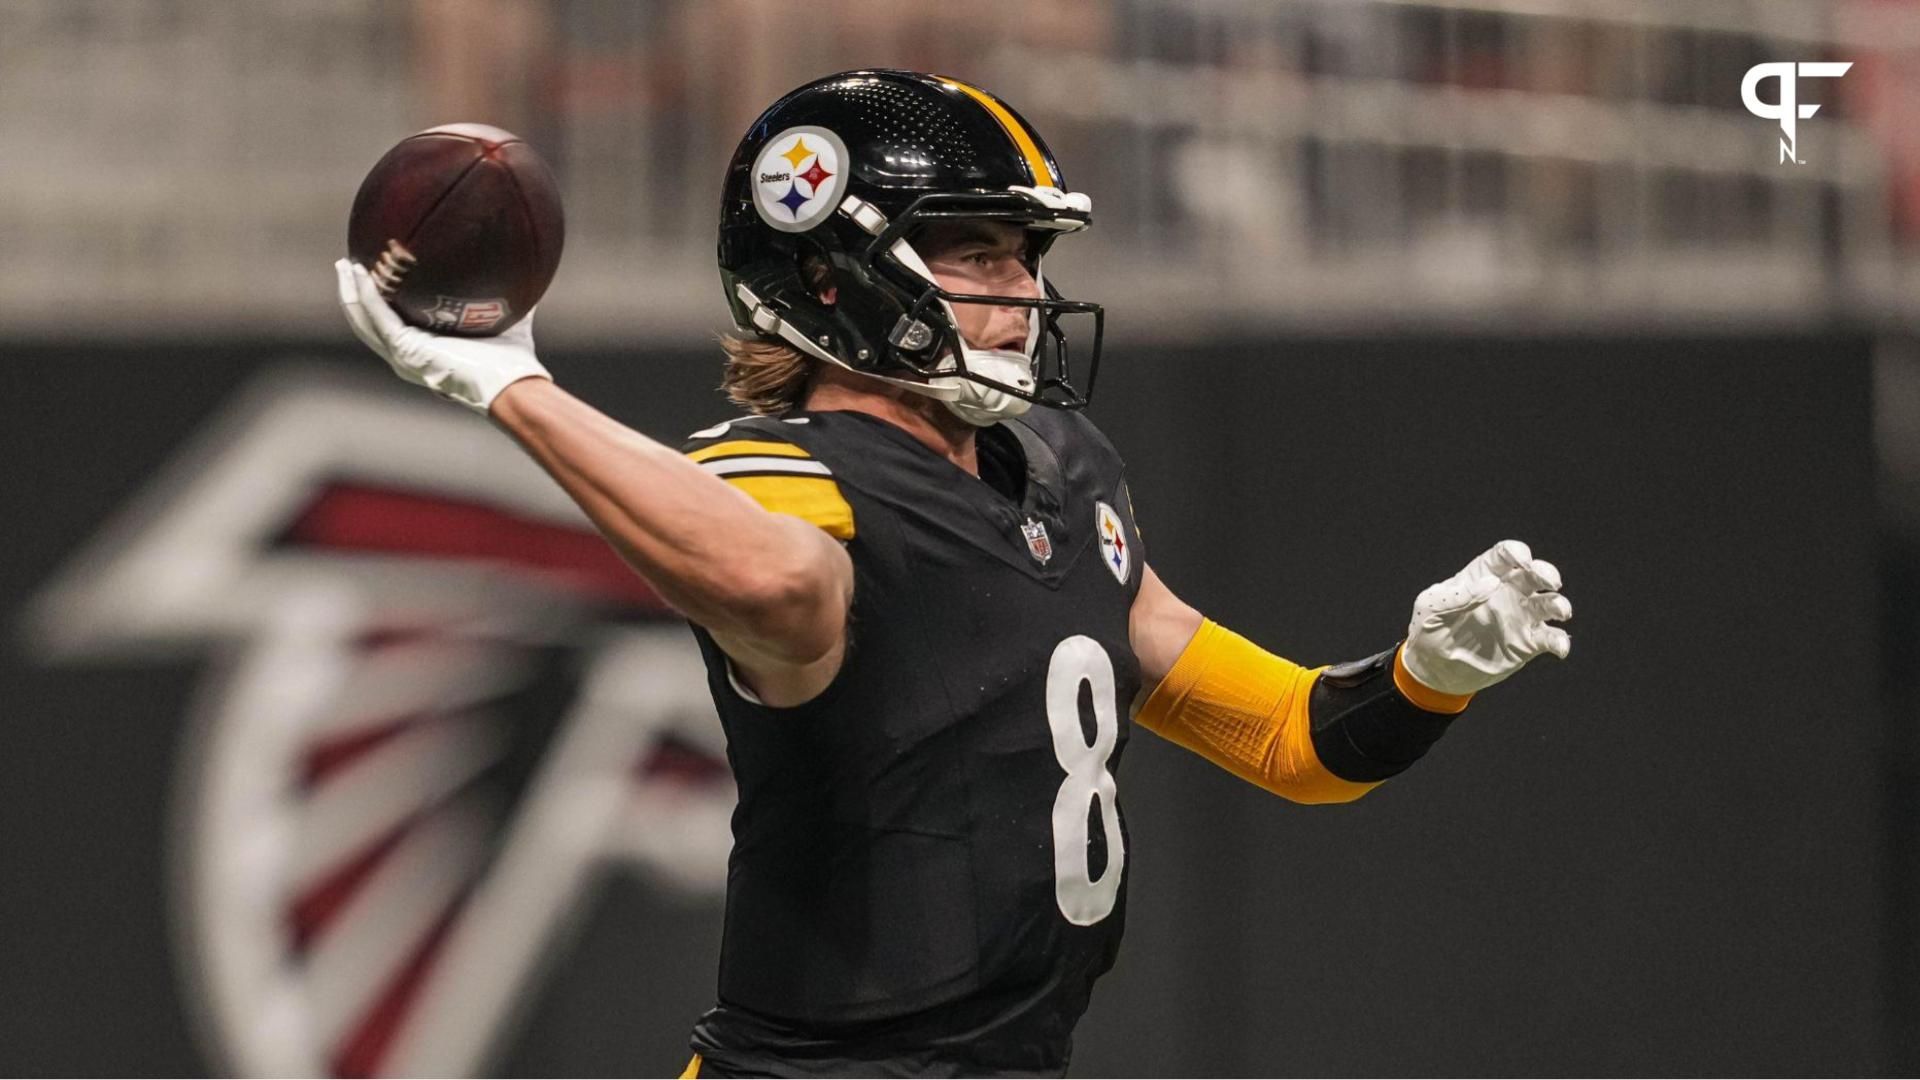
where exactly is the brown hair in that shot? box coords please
[719,331,817,415]
[721,255,835,414]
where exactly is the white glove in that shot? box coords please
[1400,539,1572,697]
[332,258,551,414]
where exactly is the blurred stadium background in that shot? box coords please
[2,0,1915,1075]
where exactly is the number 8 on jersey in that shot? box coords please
[1046,635,1125,925]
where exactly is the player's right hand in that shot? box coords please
[1399,539,1572,697]
[333,258,551,415]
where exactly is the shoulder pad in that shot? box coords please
[1007,408,1124,470]
[682,416,854,541]
[680,413,811,448]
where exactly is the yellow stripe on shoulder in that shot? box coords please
[685,439,813,463]
[726,474,855,541]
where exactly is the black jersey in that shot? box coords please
[679,407,1146,1077]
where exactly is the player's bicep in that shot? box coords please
[707,515,852,706]
[1130,564,1204,690]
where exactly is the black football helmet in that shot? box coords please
[718,69,1103,424]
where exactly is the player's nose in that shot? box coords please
[993,264,1042,320]
[1008,263,1043,301]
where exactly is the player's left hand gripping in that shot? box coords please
[332,258,550,415]
[1400,539,1572,697]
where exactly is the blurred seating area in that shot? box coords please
[3,0,1918,338]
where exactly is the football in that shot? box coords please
[347,122,564,336]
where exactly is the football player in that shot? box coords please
[334,69,1572,1079]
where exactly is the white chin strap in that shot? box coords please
[732,279,1038,427]
[935,347,1034,426]
[735,186,1091,426]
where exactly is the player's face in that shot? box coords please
[915,221,1042,354]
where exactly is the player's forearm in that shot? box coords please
[1131,569,1464,802]
[489,379,848,661]
[1135,622,1467,803]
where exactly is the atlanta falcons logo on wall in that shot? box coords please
[26,367,733,1078]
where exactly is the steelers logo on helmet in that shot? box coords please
[752,125,849,233]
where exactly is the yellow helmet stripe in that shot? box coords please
[937,76,1058,188]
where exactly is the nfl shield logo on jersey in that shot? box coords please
[1021,516,1053,564]
[1095,501,1130,584]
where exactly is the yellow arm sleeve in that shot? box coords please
[1135,619,1379,804]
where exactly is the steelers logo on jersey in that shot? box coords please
[1095,500,1130,584]
[751,126,849,233]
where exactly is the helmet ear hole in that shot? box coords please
[795,246,836,307]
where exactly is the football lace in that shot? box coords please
[370,239,417,296]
